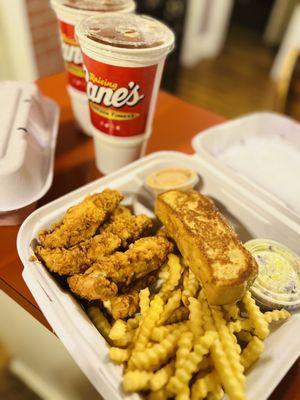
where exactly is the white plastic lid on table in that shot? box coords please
[78,13,175,50]
[0,82,59,226]
[63,0,134,11]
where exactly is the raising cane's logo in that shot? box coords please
[86,79,144,109]
[61,38,82,65]
[58,21,86,92]
[82,55,158,137]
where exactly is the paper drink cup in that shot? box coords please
[50,0,136,136]
[76,13,175,173]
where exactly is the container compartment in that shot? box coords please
[17,151,300,400]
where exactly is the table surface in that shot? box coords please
[0,72,298,399]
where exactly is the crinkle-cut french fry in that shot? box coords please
[176,386,190,400]
[131,326,187,371]
[242,292,269,339]
[147,387,171,400]
[191,370,220,400]
[102,300,112,313]
[113,331,134,348]
[264,309,290,323]
[140,288,150,315]
[167,331,217,393]
[211,338,245,400]
[123,370,153,392]
[165,306,189,324]
[182,269,199,307]
[126,315,141,330]
[159,262,169,281]
[151,322,189,342]
[159,290,182,324]
[241,336,264,370]
[109,347,130,364]
[109,319,128,341]
[150,360,175,391]
[236,330,253,343]
[188,297,204,338]
[132,295,164,356]
[207,385,224,400]
[228,319,252,334]
[87,306,111,342]
[151,326,171,342]
[160,254,182,295]
[175,331,194,370]
[223,303,240,320]
[210,306,245,386]
[200,296,246,400]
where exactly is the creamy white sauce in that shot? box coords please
[218,136,300,214]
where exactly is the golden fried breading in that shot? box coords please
[39,189,123,249]
[110,291,140,320]
[69,272,118,301]
[35,232,121,276]
[108,272,158,319]
[102,214,153,247]
[68,236,173,301]
[36,213,153,276]
[110,206,132,220]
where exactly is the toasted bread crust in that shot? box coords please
[155,190,258,305]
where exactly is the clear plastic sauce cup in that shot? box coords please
[245,238,300,310]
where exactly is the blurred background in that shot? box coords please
[1,0,300,398]
[1,0,300,119]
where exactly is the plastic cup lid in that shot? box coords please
[62,0,133,11]
[79,13,174,49]
[245,239,300,310]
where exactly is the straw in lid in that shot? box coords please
[245,239,300,310]
[78,13,175,50]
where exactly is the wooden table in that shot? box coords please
[0,72,298,399]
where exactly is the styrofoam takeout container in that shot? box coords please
[0,82,59,225]
[193,112,300,226]
[18,143,300,399]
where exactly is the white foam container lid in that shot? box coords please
[0,82,59,225]
[193,112,300,229]
[17,144,300,400]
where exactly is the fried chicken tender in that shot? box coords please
[106,272,158,319]
[110,291,140,320]
[108,205,132,221]
[68,236,173,301]
[39,189,123,249]
[35,232,121,276]
[101,213,153,247]
[35,213,153,276]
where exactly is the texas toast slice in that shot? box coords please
[155,190,258,305]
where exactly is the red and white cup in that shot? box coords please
[76,14,175,173]
[50,0,136,136]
